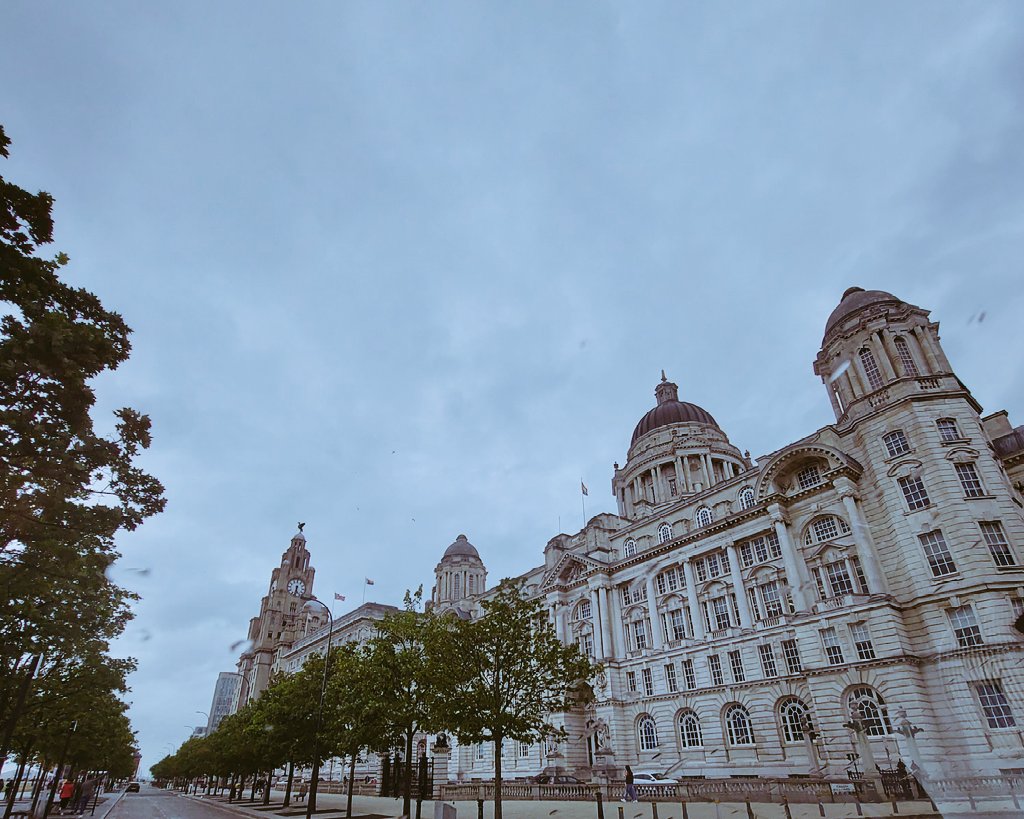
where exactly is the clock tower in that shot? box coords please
[235,525,322,706]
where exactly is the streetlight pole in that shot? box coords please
[303,598,335,819]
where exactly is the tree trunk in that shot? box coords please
[402,729,414,818]
[0,654,39,761]
[29,759,47,815]
[493,736,503,819]
[283,760,294,807]
[2,752,27,819]
[346,753,356,818]
[262,772,271,806]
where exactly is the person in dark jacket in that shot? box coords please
[621,766,638,802]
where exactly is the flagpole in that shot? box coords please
[581,477,586,529]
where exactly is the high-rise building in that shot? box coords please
[206,672,242,732]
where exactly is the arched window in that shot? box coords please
[695,507,713,528]
[637,715,659,751]
[724,704,755,745]
[893,336,920,376]
[678,710,703,748]
[575,599,592,621]
[623,538,637,558]
[848,686,892,736]
[859,348,884,390]
[658,523,673,544]
[804,515,851,545]
[779,697,810,743]
[738,487,756,510]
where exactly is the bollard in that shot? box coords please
[745,800,754,819]
[681,800,689,819]
[618,806,625,819]
[416,796,422,819]
[596,788,605,819]
[477,797,484,819]
[652,803,659,819]
[782,797,793,819]
[892,799,899,814]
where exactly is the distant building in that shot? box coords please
[232,287,1024,779]
[206,672,242,732]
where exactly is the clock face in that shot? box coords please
[287,579,306,596]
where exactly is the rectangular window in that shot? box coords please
[894,336,920,377]
[821,627,845,665]
[668,608,686,642]
[667,567,680,591]
[746,587,762,622]
[782,639,802,674]
[860,348,884,390]
[760,581,784,618]
[707,553,723,578]
[665,663,678,693]
[709,654,724,686]
[518,742,531,758]
[475,744,485,760]
[981,521,1017,567]
[883,430,910,458]
[919,530,957,577]
[669,478,678,496]
[850,623,876,660]
[740,543,755,568]
[797,465,822,490]
[656,573,667,596]
[681,659,696,690]
[626,670,637,692]
[695,560,708,582]
[955,462,985,498]
[642,667,654,696]
[728,650,746,682]
[948,605,983,648]
[578,633,594,659]
[974,681,1017,729]
[633,620,649,650]
[937,418,961,442]
[812,567,828,601]
[758,644,778,678]
[899,475,931,510]
[766,530,782,558]
[753,536,769,563]
[711,596,731,630]
[825,561,855,596]
[850,556,869,594]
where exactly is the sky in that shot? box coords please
[2,1,1023,775]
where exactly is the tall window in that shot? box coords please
[709,596,731,631]
[883,430,910,458]
[679,711,703,747]
[681,659,696,690]
[623,538,637,558]
[637,715,659,750]
[658,523,673,544]
[631,620,650,651]
[576,599,592,620]
[919,530,957,576]
[518,742,531,758]
[468,575,476,595]
[974,681,1017,729]
[948,605,983,647]
[739,487,756,510]
[848,687,891,736]
[695,507,713,528]
[898,475,931,510]
[642,668,654,696]
[850,623,876,660]
[859,347,884,390]
[824,560,855,596]
[981,521,1017,568]
[453,574,461,598]
[626,671,637,692]
[724,704,755,745]
[577,633,594,658]
[779,697,810,742]
[728,650,746,682]
[758,644,778,678]
[796,464,822,490]
[821,627,845,665]
[781,639,802,674]
[759,581,784,618]
[708,654,724,686]
[664,608,686,642]
[657,567,681,594]
[665,664,678,693]
[893,336,920,376]
[954,462,985,497]
[937,417,961,442]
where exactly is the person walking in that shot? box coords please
[74,777,96,814]
[621,765,638,803]
[59,779,76,812]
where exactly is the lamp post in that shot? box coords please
[302,597,335,819]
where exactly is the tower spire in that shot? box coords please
[655,372,679,405]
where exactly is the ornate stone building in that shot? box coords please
[234,287,1024,781]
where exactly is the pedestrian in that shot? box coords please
[75,777,96,814]
[59,779,75,812]
[621,766,638,803]
[297,781,308,802]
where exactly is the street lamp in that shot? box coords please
[302,597,335,819]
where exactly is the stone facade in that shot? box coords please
[232,286,1024,782]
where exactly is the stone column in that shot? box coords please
[870,333,897,381]
[598,586,614,658]
[834,478,888,594]
[674,455,685,494]
[589,587,605,661]
[654,464,664,504]
[767,504,810,612]
[682,559,705,640]
[904,328,933,375]
[701,454,712,490]
[726,544,753,628]
[682,455,692,493]
[645,575,663,650]
[880,329,905,377]
[608,586,626,657]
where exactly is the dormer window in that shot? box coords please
[658,523,673,544]
[623,538,637,558]
[796,465,822,491]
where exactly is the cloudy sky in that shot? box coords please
[3,1,1023,774]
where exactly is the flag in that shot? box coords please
[334,593,345,602]
[365,578,375,586]
[581,481,588,496]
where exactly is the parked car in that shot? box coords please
[633,771,678,785]
[530,774,584,785]
[126,782,141,793]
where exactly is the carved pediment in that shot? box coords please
[541,552,604,590]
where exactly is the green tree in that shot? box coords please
[431,579,599,819]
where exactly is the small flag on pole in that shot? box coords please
[581,481,588,496]
[365,578,375,586]
[334,593,345,602]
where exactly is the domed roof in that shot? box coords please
[630,374,720,445]
[823,287,904,340]
[443,534,480,560]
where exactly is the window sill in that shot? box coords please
[940,437,971,446]
[962,494,996,501]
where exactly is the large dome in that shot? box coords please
[443,534,480,559]
[823,287,904,340]
[631,375,720,445]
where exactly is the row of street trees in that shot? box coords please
[1,124,165,811]
[153,582,598,819]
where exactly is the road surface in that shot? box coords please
[106,786,238,819]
